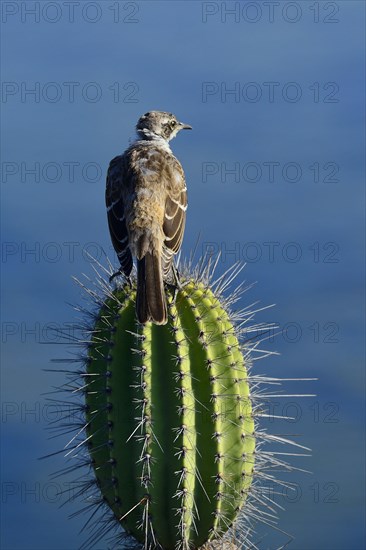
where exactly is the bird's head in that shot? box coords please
[136,111,192,142]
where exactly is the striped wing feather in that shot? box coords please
[106,156,133,276]
[162,162,187,279]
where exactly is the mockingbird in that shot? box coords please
[106,111,191,325]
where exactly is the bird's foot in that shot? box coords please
[172,264,182,289]
[109,270,132,288]
[165,281,179,304]
[166,265,184,304]
[109,269,123,283]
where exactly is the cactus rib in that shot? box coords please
[85,279,255,549]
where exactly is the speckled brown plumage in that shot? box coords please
[106,111,191,325]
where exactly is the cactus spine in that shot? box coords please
[86,279,255,549]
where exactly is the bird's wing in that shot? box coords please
[106,155,133,276]
[162,159,187,278]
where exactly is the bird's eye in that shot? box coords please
[171,120,176,127]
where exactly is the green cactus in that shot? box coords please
[49,258,312,549]
[85,276,255,549]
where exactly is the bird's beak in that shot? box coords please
[180,122,192,130]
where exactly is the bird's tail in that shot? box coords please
[136,251,167,325]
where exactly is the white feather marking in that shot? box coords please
[107,199,120,212]
[170,198,187,211]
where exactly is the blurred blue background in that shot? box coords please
[1,1,365,549]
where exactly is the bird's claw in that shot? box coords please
[165,265,183,304]
[109,270,132,288]
[109,269,122,283]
